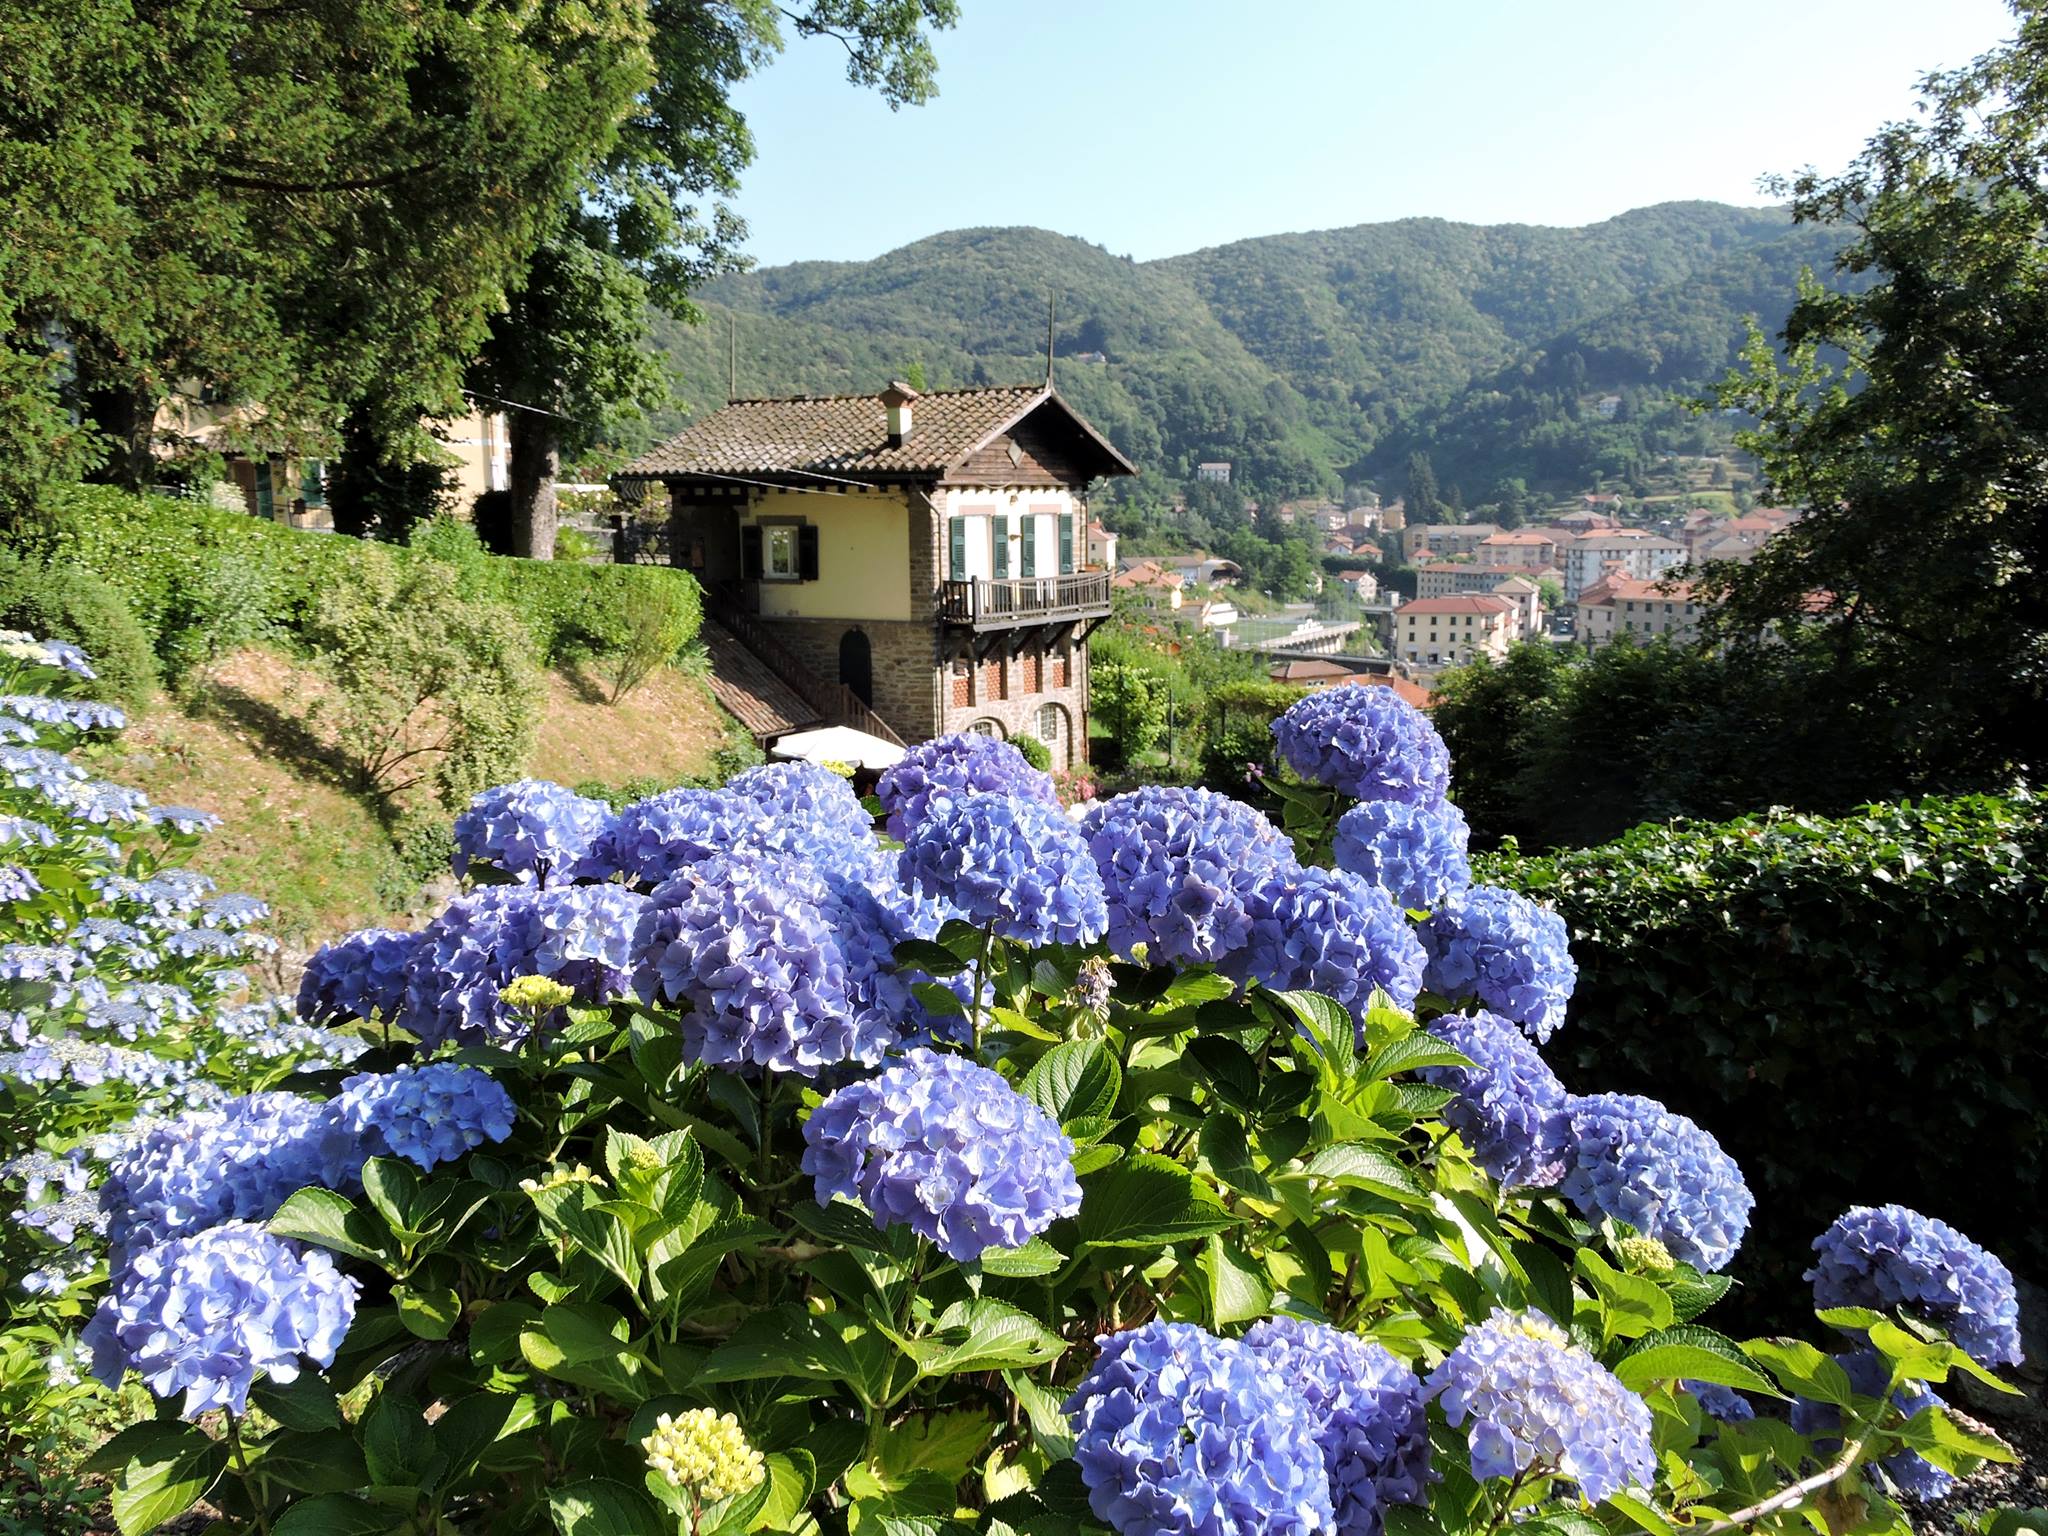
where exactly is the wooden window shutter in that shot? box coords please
[742,526,763,580]
[949,517,968,581]
[798,525,820,581]
[1059,512,1075,573]
[992,515,1009,579]
[1021,516,1037,578]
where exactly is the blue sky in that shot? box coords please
[725,0,2015,267]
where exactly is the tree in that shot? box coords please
[1404,451,1442,522]
[1709,1,2048,787]
[476,0,960,557]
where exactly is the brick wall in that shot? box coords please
[754,616,942,739]
[940,637,1091,770]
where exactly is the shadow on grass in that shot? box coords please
[190,682,367,801]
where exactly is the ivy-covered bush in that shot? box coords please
[1484,794,2048,1300]
[13,484,701,675]
[4,662,2029,1536]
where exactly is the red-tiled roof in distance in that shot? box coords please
[1400,594,1513,617]
[617,384,1135,480]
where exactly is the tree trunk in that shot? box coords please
[81,374,157,493]
[508,408,558,561]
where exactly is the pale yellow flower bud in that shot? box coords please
[499,975,574,1013]
[1617,1234,1676,1274]
[641,1408,766,1503]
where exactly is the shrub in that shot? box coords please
[301,546,542,810]
[1013,731,1052,772]
[0,548,156,707]
[1484,792,2048,1301]
[601,569,697,701]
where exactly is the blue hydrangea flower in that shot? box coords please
[1332,800,1472,912]
[0,864,41,903]
[1242,1317,1431,1536]
[1081,786,1298,967]
[1560,1093,1753,1274]
[96,870,214,923]
[452,778,611,885]
[1232,864,1426,1017]
[1421,1011,1570,1190]
[1270,686,1451,805]
[1418,886,1577,1042]
[210,999,368,1069]
[0,1033,191,1092]
[1685,1382,1755,1423]
[0,695,126,732]
[201,893,271,931]
[875,733,1058,841]
[632,853,900,1075]
[100,1092,363,1261]
[1065,1319,1336,1536]
[297,928,422,1025]
[727,761,875,842]
[0,815,59,849]
[84,1222,357,1418]
[802,1048,1081,1261]
[335,1064,516,1170]
[48,776,152,826]
[0,715,35,743]
[400,885,642,1048]
[42,638,97,679]
[1,744,86,790]
[582,786,748,885]
[145,803,217,833]
[1426,1309,1653,1505]
[1807,1205,2022,1368]
[899,792,1107,946]
[1789,1347,1952,1501]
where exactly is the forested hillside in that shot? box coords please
[641,202,1846,503]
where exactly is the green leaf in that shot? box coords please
[360,1393,437,1489]
[976,1237,1064,1278]
[1605,1493,1674,1535]
[752,1451,817,1531]
[1744,1337,1855,1405]
[1613,1327,1779,1395]
[872,1412,997,1484]
[1575,1250,1674,1340]
[548,1478,669,1536]
[394,1284,463,1341]
[1199,1114,1274,1201]
[1274,989,1356,1079]
[1077,1154,1238,1249]
[1893,1405,2018,1465]
[894,939,967,975]
[360,1157,421,1233]
[1362,1032,1471,1081]
[269,1187,390,1264]
[271,1493,408,1536]
[250,1372,342,1432]
[1300,1143,1428,1205]
[1203,1236,1272,1326]
[916,1298,1066,1377]
[1021,1037,1121,1125]
[251,1430,370,1497]
[1184,1034,1260,1113]
[95,1421,228,1536]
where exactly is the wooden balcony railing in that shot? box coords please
[939,572,1112,629]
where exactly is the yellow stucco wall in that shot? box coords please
[741,489,913,621]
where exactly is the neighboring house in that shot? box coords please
[615,378,1134,767]
[1560,530,1686,598]
[1196,461,1232,484]
[1684,507,1800,564]
[1490,575,1542,640]
[1113,559,1187,612]
[1156,552,1242,587]
[1334,569,1379,601]
[1547,509,1623,536]
[1084,519,1118,570]
[1416,561,1558,601]
[1325,531,1356,555]
[1575,572,1710,648]
[1400,522,1501,564]
[1268,662,1434,709]
[1476,530,1559,569]
[1395,593,1515,670]
[1595,395,1622,419]
[1193,596,1240,634]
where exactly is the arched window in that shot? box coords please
[967,717,1005,738]
[837,628,872,706]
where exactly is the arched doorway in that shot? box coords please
[838,628,872,706]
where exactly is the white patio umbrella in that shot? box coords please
[770,725,906,771]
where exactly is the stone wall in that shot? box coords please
[754,616,943,740]
[938,635,1091,771]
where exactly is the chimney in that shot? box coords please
[880,379,919,448]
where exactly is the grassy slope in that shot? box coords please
[107,650,729,947]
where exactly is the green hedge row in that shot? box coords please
[24,484,700,672]
[1482,792,2048,1305]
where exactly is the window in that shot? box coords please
[1037,704,1061,742]
[253,460,275,520]
[949,518,969,581]
[968,718,1002,737]
[764,525,799,580]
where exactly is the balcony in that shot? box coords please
[939,572,1112,631]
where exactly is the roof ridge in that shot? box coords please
[720,383,1043,406]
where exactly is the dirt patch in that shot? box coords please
[526,663,727,790]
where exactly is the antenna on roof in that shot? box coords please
[727,313,737,403]
[1045,290,1056,389]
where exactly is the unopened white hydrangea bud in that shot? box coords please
[642,1408,765,1502]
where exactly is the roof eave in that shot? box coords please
[955,386,1138,480]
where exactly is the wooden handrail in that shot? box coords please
[939,572,1112,625]
[703,590,908,747]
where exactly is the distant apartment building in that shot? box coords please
[1575,570,1711,648]
[1683,506,1800,564]
[1400,522,1501,564]
[1112,559,1185,611]
[1415,561,1558,602]
[1333,568,1379,601]
[1195,461,1232,484]
[1491,576,1542,641]
[1396,593,1515,669]
[1475,530,1559,569]
[1561,529,1686,598]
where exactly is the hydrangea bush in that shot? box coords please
[4,680,2027,1536]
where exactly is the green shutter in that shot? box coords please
[1059,512,1075,573]
[1021,516,1037,578]
[949,517,968,581]
[992,514,1009,579]
[253,460,275,520]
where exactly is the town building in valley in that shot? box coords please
[615,380,1134,767]
[1574,571,1711,648]
[1394,593,1515,671]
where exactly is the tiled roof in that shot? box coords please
[616,384,1133,480]
[698,621,823,741]
[1400,594,1513,616]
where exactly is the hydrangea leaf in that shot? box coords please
[248,1429,372,1497]
[1203,1235,1272,1326]
[1076,1153,1237,1250]
[547,1477,669,1536]
[1612,1326,1779,1395]
[1300,1143,1428,1205]
[1021,1037,1120,1126]
[269,1493,410,1535]
[913,1298,1067,1378]
[1576,1249,1675,1341]
[267,1188,392,1267]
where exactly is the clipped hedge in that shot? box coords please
[20,484,700,672]
[1483,792,2048,1301]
